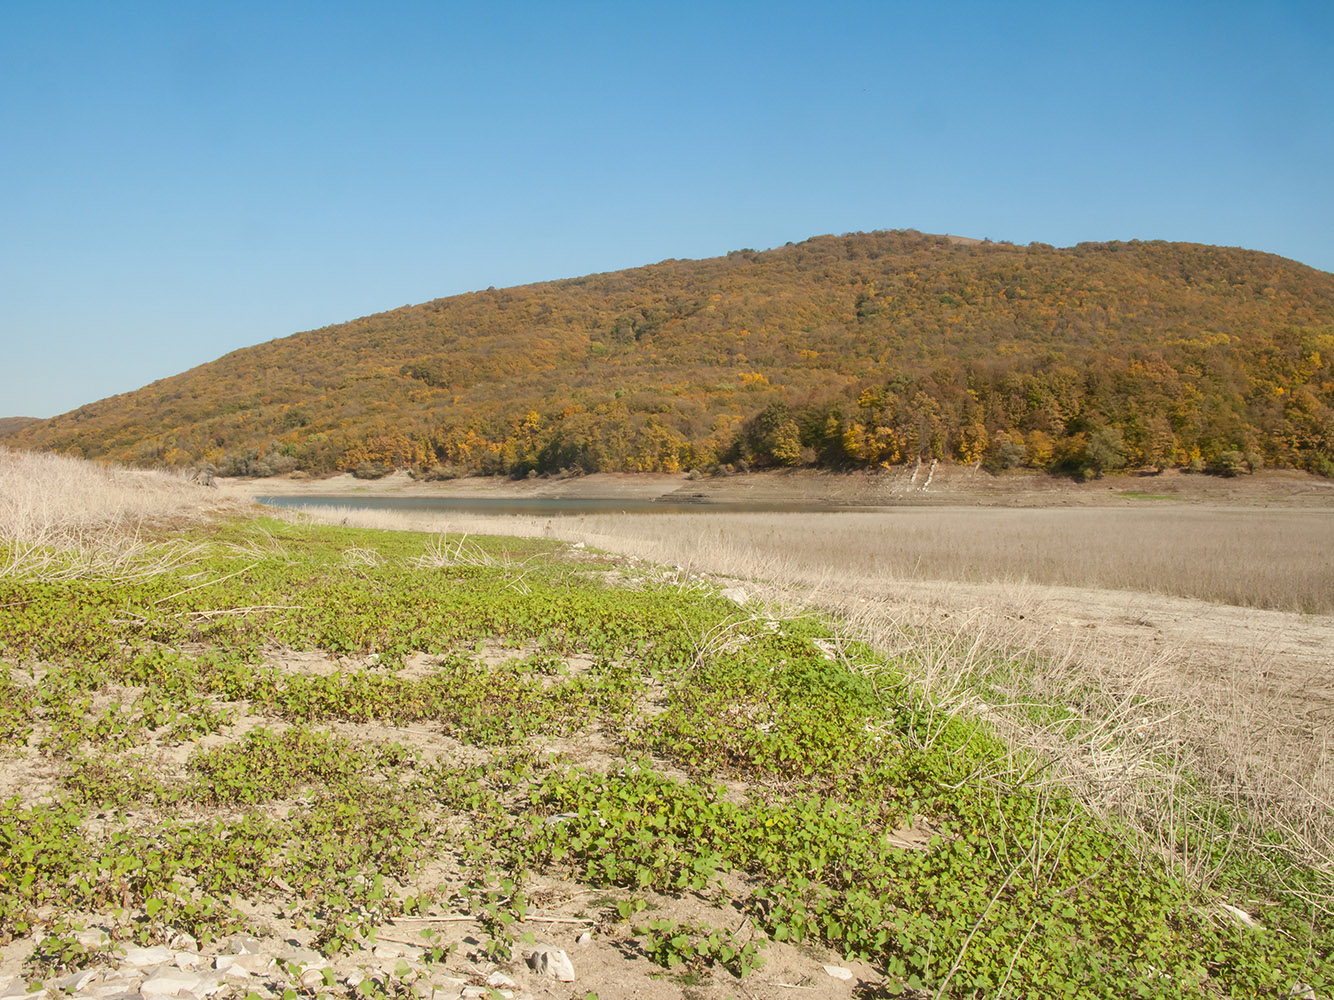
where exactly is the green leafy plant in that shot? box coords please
[636,918,766,978]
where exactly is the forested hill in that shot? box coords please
[11,230,1334,478]
[0,418,40,437]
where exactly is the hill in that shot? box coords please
[0,417,41,438]
[11,230,1334,478]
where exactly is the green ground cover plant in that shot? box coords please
[1,513,1330,997]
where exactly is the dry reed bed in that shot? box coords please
[582,508,1334,614]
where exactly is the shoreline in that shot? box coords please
[216,464,1334,510]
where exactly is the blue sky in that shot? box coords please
[2,1,1331,418]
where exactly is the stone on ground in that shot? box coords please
[523,944,575,981]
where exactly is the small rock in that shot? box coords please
[524,945,575,982]
[571,542,586,550]
[189,977,228,998]
[140,966,203,997]
[720,587,748,605]
[341,972,366,989]
[85,988,135,999]
[173,952,203,970]
[298,968,328,990]
[211,957,245,978]
[74,929,112,949]
[0,979,38,1000]
[54,969,99,992]
[168,933,198,953]
[228,935,264,956]
[823,965,854,981]
[276,947,324,968]
[215,953,272,977]
[485,972,517,989]
[1289,984,1316,999]
[121,946,176,967]
[575,931,592,948]
[461,988,490,999]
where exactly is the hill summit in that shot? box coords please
[9,230,1334,478]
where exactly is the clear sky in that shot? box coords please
[2,1,1331,419]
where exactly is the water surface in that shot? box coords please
[255,494,877,517]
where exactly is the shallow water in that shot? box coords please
[255,494,875,516]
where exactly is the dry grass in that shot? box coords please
[838,596,1334,899]
[576,508,1334,614]
[0,447,244,580]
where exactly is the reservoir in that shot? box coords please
[254,494,874,517]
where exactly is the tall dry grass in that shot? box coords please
[582,508,1334,614]
[0,447,243,580]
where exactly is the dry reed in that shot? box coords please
[0,447,243,580]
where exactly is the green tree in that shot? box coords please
[740,402,804,467]
[1086,426,1127,477]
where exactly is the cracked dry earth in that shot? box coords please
[0,642,882,1000]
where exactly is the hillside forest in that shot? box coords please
[8,231,1334,479]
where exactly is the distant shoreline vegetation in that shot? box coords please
[9,230,1333,479]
